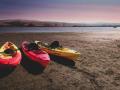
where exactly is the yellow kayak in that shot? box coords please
[35,41,80,60]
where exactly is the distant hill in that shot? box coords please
[0,20,120,27]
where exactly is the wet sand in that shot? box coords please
[0,31,120,90]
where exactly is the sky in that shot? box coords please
[0,0,120,23]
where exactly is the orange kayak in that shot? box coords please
[35,41,80,60]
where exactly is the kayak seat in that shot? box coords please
[4,48,16,55]
[49,41,62,49]
[27,43,39,51]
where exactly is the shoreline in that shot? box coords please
[0,27,119,33]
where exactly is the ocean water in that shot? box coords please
[0,27,119,33]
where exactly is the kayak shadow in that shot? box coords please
[50,54,75,68]
[20,48,45,75]
[0,66,15,78]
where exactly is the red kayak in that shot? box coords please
[0,42,22,69]
[21,41,50,67]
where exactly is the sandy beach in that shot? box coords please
[0,31,120,90]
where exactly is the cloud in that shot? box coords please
[0,0,120,22]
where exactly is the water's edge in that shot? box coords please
[0,27,119,33]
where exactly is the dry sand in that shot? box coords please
[0,31,120,90]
